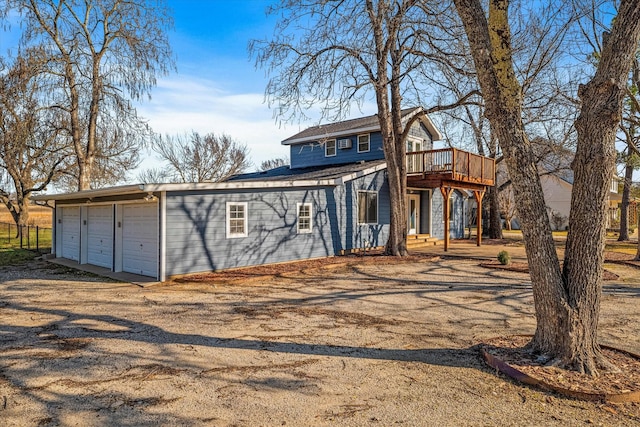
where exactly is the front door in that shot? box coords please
[407,194,420,235]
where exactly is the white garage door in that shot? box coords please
[61,207,80,261]
[122,204,158,277]
[87,206,113,269]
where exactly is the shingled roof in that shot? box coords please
[281,107,442,145]
[227,159,387,183]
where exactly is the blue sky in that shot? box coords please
[134,0,312,173]
[0,0,376,178]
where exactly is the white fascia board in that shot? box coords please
[281,125,380,145]
[31,184,146,201]
[335,162,388,184]
[142,179,337,193]
[420,114,444,141]
[31,178,348,202]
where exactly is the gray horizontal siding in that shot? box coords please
[165,188,337,275]
[290,132,385,169]
[407,121,434,146]
[419,190,431,235]
[332,170,390,251]
[431,189,465,239]
[164,169,392,276]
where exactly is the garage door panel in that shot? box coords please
[122,204,157,277]
[61,207,80,261]
[87,206,113,269]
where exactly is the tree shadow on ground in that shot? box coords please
[2,258,638,425]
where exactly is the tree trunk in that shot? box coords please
[488,185,503,238]
[487,133,502,239]
[454,0,640,374]
[367,0,408,257]
[1,192,30,239]
[562,1,640,372]
[618,161,633,241]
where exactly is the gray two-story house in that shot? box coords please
[34,107,495,281]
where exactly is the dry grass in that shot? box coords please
[0,205,52,227]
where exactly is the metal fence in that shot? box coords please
[0,222,52,253]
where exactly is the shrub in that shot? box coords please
[497,250,511,265]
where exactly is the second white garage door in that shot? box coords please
[122,204,158,277]
[61,207,80,261]
[87,206,113,269]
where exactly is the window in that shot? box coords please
[325,139,336,157]
[226,202,248,238]
[297,203,313,233]
[357,134,370,153]
[358,191,378,224]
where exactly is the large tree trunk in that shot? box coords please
[367,0,408,257]
[488,185,503,238]
[618,161,633,241]
[454,0,640,374]
[562,2,640,372]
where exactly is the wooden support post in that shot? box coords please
[440,186,453,252]
[474,189,485,247]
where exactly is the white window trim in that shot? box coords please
[357,190,379,225]
[297,202,313,234]
[325,139,337,157]
[226,202,248,238]
[357,133,370,153]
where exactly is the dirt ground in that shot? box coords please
[1,257,640,426]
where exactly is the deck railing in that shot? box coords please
[406,148,495,185]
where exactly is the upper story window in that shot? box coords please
[406,137,423,153]
[611,178,619,193]
[325,139,336,157]
[358,191,378,224]
[357,134,370,153]
[226,202,248,238]
[297,203,313,233]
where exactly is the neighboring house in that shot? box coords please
[33,107,495,281]
[541,172,621,230]
[497,150,622,231]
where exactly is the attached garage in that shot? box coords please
[47,190,161,280]
[87,206,114,269]
[121,203,158,277]
[60,207,81,261]
[36,164,386,283]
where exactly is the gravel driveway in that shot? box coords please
[1,258,639,426]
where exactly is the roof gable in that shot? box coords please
[281,107,442,145]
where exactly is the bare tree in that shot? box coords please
[453,0,640,373]
[498,186,516,231]
[0,50,71,233]
[572,5,640,242]
[260,157,289,172]
[148,132,251,183]
[252,0,474,256]
[4,0,174,190]
[136,167,171,184]
[618,51,640,241]
[429,0,579,239]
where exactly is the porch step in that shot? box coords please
[406,234,442,248]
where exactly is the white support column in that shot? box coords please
[80,206,88,264]
[159,191,166,282]
[114,204,123,272]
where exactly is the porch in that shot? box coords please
[406,148,495,188]
[405,148,496,251]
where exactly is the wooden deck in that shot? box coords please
[406,148,495,190]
